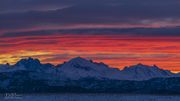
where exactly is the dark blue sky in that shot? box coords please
[0,0,180,36]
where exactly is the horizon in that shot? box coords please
[1,0,180,73]
[1,56,179,73]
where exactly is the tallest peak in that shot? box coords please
[64,57,95,66]
[73,56,84,59]
[136,63,144,66]
[69,57,88,62]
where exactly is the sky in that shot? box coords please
[0,0,180,72]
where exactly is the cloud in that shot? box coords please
[2,27,180,38]
[0,0,180,33]
[0,0,180,13]
[0,0,73,13]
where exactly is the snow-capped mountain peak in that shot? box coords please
[65,57,94,69]
[60,57,110,71]
[57,57,120,80]
[69,57,89,63]
[13,57,43,72]
[120,63,174,80]
[123,63,160,72]
[0,57,179,81]
[15,57,41,66]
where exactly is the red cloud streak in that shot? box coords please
[0,34,180,72]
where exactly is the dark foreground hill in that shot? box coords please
[0,71,180,94]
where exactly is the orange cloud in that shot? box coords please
[0,34,180,72]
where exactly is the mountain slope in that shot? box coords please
[57,57,121,80]
[0,57,179,81]
[0,57,180,94]
[118,64,174,80]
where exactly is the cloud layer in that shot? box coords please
[1,0,180,72]
[1,0,180,34]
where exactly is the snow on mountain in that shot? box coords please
[118,63,174,80]
[175,73,180,77]
[0,58,63,81]
[0,63,26,73]
[14,57,43,72]
[57,57,120,80]
[0,57,177,81]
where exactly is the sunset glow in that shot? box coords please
[1,0,180,73]
[0,34,180,72]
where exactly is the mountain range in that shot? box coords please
[0,57,179,80]
[0,57,180,94]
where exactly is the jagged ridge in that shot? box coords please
[0,57,179,80]
[0,57,180,94]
